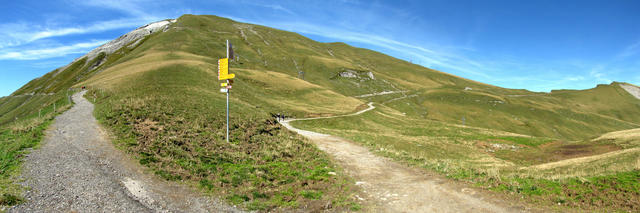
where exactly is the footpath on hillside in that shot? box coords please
[10,91,240,212]
[281,103,531,213]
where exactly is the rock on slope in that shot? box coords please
[56,19,176,75]
[620,83,640,100]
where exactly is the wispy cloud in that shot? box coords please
[589,65,613,84]
[230,18,491,79]
[237,1,296,15]
[0,18,150,48]
[79,0,157,18]
[0,40,107,60]
[564,75,585,81]
[617,40,640,59]
[258,4,295,15]
[0,0,162,50]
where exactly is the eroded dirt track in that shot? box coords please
[11,91,239,212]
[282,103,527,213]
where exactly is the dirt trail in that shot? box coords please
[524,147,640,170]
[11,91,240,212]
[282,103,525,213]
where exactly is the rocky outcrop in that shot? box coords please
[338,69,375,80]
[339,70,358,78]
[54,19,175,76]
[620,83,640,100]
[85,19,176,62]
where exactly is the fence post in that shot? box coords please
[54,103,56,113]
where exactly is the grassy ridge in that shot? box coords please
[12,14,640,141]
[142,14,640,141]
[387,84,640,141]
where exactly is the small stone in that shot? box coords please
[327,172,337,176]
[323,201,332,209]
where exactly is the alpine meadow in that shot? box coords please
[1,14,639,212]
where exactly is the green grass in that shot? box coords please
[0,93,74,206]
[13,14,640,142]
[292,102,640,211]
[5,14,640,211]
[89,64,359,211]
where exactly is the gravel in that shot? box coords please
[10,91,241,213]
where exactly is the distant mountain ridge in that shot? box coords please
[5,14,640,140]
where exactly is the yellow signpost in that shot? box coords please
[217,58,235,80]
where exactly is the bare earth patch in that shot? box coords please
[525,147,640,171]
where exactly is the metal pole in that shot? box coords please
[226,80,230,142]
[226,39,230,142]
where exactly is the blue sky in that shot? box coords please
[1,0,639,96]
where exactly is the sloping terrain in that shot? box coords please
[282,106,529,212]
[7,15,640,139]
[1,14,639,211]
[12,91,238,212]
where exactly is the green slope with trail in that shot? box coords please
[2,14,640,211]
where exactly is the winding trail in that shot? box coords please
[11,91,239,212]
[281,103,525,212]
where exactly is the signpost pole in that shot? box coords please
[226,40,230,143]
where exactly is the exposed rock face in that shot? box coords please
[620,83,640,100]
[339,70,358,78]
[54,19,176,76]
[338,69,376,80]
[367,71,375,80]
[85,19,176,62]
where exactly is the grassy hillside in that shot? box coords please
[2,14,640,211]
[11,14,640,141]
[402,83,640,141]
[292,100,640,211]
[86,65,361,210]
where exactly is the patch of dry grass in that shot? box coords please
[82,51,212,89]
[232,68,363,115]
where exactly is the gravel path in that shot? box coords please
[10,91,240,213]
[282,103,528,213]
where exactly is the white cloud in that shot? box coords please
[0,40,107,60]
[236,1,296,15]
[618,40,640,59]
[0,18,154,49]
[258,4,295,15]
[79,0,155,18]
[589,65,613,84]
[564,75,585,81]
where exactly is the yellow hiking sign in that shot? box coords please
[218,58,235,80]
